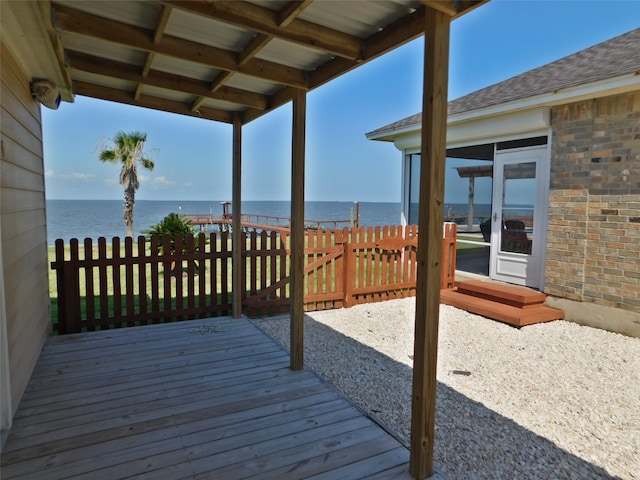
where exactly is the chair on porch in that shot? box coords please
[503,219,532,254]
[480,219,491,243]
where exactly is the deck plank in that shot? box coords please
[1,317,410,479]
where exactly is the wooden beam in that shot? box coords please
[191,71,238,112]
[308,6,425,89]
[153,4,173,43]
[308,1,487,90]
[67,51,268,110]
[421,0,490,19]
[242,85,295,124]
[165,0,362,61]
[290,88,306,371]
[277,0,313,27]
[263,7,425,121]
[422,0,458,17]
[53,4,309,89]
[74,81,234,123]
[232,114,243,319]
[238,33,272,67]
[136,6,172,99]
[410,7,451,480]
[140,52,156,78]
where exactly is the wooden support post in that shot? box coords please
[467,177,475,232]
[410,7,451,480]
[290,89,306,371]
[232,113,242,318]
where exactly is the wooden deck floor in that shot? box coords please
[1,317,412,479]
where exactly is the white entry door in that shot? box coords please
[490,146,549,289]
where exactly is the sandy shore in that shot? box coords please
[252,298,640,479]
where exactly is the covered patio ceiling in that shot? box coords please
[46,0,486,124]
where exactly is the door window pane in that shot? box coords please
[408,154,420,225]
[501,162,535,254]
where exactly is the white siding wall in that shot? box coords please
[0,40,51,425]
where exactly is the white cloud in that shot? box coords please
[151,176,176,188]
[48,171,97,181]
[71,172,96,181]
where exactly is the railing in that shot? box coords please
[51,224,457,334]
[183,212,356,231]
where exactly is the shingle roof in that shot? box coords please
[368,27,640,137]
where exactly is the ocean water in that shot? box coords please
[46,200,404,245]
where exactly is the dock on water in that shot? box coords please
[183,202,359,233]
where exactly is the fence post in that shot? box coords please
[342,241,354,308]
[440,222,457,289]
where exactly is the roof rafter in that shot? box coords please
[164,0,363,61]
[190,1,312,115]
[421,0,488,19]
[244,5,427,125]
[67,51,268,110]
[277,0,313,28]
[75,81,237,123]
[53,4,309,89]
[191,71,237,112]
[136,4,173,100]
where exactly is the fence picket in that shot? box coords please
[150,235,160,320]
[138,236,148,319]
[269,232,278,316]
[222,231,230,306]
[186,234,196,320]
[162,235,172,315]
[84,238,95,324]
[174,235,184,321]
[51,225,455,334]
[198,233,206,314]
[125,237,135,319]
[98,238,108,322]
[65,239,80,333]
[53,240,66,333]
[111,238,121,322]
[209,232,217,312]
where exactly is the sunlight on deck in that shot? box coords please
[1,317,412,479]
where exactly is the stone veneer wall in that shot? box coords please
[547,91,640,315]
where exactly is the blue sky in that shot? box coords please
[43,1,640,203]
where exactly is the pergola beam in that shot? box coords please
[410,6,451,480]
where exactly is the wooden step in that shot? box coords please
[440,289,564,327]
[455,279,546,308]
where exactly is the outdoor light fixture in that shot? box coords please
[30,79,60,110]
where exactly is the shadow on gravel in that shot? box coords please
[254,314,620,480]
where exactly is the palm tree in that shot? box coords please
[99,131,154,238]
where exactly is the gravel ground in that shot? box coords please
[251,298,640,480]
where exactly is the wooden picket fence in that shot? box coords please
[51,224,457,334]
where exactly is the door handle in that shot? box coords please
[493,212,498,222]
